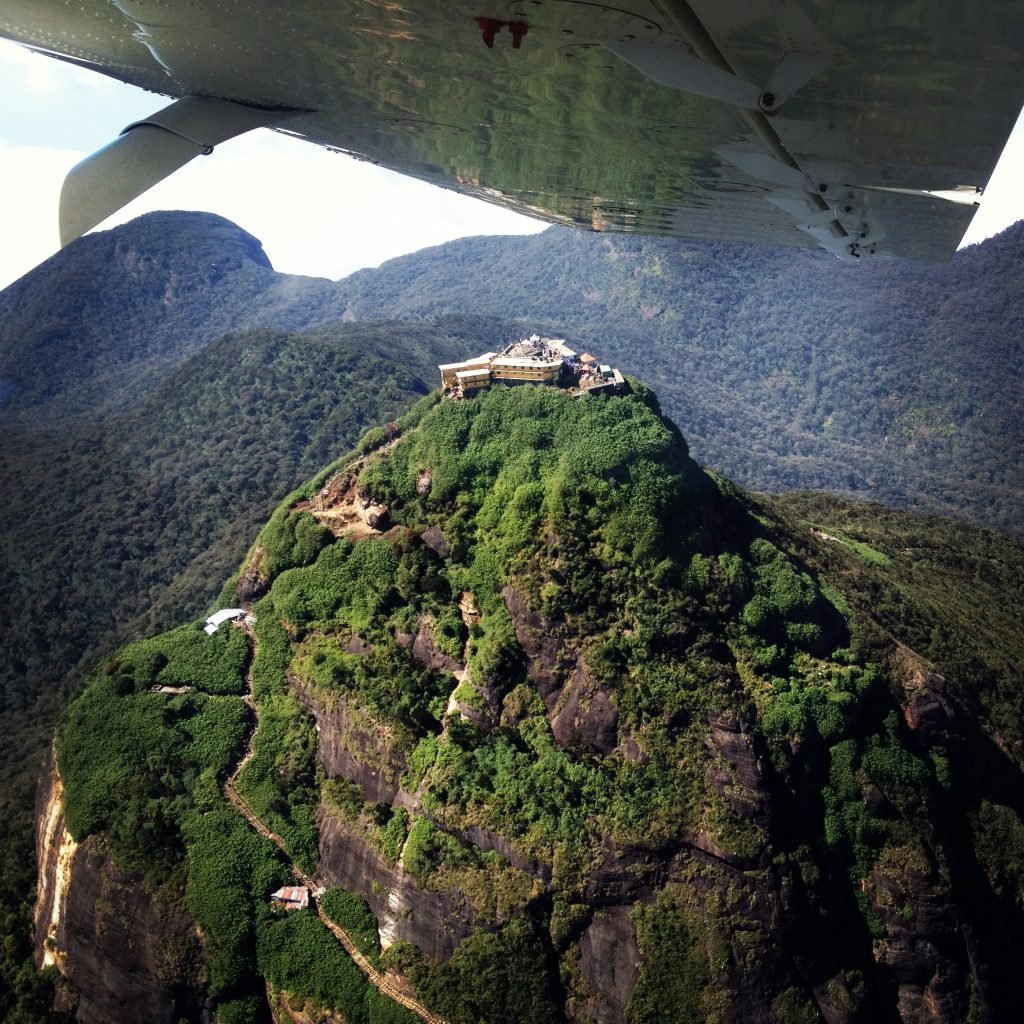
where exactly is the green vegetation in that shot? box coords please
[409,915,560,1024]
[121,622,251,695]
[320,889,382,963]
[331,223,1024,536]
[257,508,334,581]
[274,537,400,633]
[57,629,249,880]
[272,384,1024,1020]
[399,816,539,924]
[35,375,1024,1022]
[7,211,1024,1021]
[184,808,288,1002]
[628,899,708,1024]
[972,800,1024,907]
[0,214,493,1021]
[257,911,416,1024]
[769,492,1024,748]
[360,379,703,569]
[321,779,410,865]
[234,605,320,873]
[289,631,449,745]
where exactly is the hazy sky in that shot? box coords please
[2,37,1023,292]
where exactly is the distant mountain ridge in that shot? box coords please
[0,212,344,426]
[328,224,1024,534]
[4,210,1020,531]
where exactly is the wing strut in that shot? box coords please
[640,0,868,259]
[59,96,302,247]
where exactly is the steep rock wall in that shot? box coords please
[298,672,479,960]
[293,680,410,806]
[575,907,639,1024]
[319,813,475,961]
[34,757,206,1024]
[34,749,77,973]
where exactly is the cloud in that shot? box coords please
[82,130,546,278]
[0,128,548,289]
[0,36,546,289]
[0,40,60,94]
[0,139,82,290]
[0,37,121,95]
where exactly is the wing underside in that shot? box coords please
[3,0,1022,260]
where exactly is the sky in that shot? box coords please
[2,37,1024,292]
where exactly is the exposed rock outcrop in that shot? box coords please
[238,545,270,604]
[706,710,772,836]
[319,814,475,961]
[503,585,575,710]
[293,681,408,805]
[551,660,619,755]
[355,489,390,531]
[867,851,970,1023]
[308,470,390,538]
[901,668,955,747]
[410,617,463,676]
[575,907,640,1024]
[34,750,76,974]
[462,825,551,882]
[346,633,374,655]
[421,525,450,559]
[56,838,205,1024]
[35,757,204,1024]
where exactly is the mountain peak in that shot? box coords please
[98,209,274,274]
[49,374,1024,1023]
[0,211,284,424]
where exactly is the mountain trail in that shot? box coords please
[224,621,447,1024]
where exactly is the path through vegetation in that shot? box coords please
[224,620,447,1024]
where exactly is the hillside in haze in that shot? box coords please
[3,210,1021,533]
[41,383,1024,1024]
[0,213,345,428]
[329,224,1024,534]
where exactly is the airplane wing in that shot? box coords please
[2,0,1022,261]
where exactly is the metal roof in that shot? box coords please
[439,354,497,371]
[205,608,245,629]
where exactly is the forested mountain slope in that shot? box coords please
[2,209,1023,1021]
[0,297,501,1022]
[331,225,1024,533]
[0,212,344,426]
[44,383,1024,1024]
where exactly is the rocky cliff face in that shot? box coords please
[34,755,206,1024]
[318,813,476,961]
[295,632,1010,1024]
[34,750,77,976]
[294,681,410,807]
